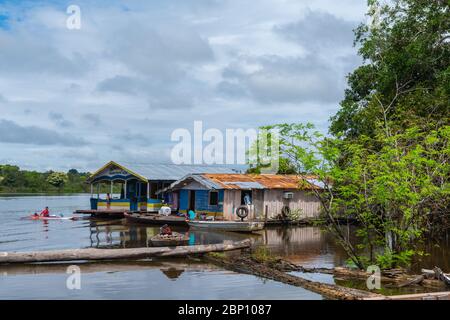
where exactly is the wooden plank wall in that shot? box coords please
[223,189,321,220]
[263,190,321,219]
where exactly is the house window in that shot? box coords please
[241,190,252,205]
[209,191,219,206]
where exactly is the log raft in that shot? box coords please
[0,240,251,264]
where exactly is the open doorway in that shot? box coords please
[188,190,196,211]
[241,190,252,205]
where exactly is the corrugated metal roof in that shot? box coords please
[222,181,265,189]
[168,174,224,190]
[119,163,241,181]
[203,174,319,190]
[88,161,242,182]
[170,173,321,190]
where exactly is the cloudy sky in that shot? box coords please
[0,0,367,172]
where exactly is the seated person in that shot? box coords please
[187,210,196,220]
[159,224,172,236]
[39,206,50,217]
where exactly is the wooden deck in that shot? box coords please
[74,209,146,218]
[124,212,188,226]
[264,217,358,226]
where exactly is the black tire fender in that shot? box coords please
[236,206,249,219]
[281,206,290,219]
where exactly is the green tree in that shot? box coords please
[0,165,91,193]
[46,172,68,192]
[330,0,449,139]
[251,123,449,269]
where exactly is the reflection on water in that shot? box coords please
[257,227,349,268]
[0,195,449,299]
[87,220,246,249]
[3,195,447,271]
[0,259,322,300]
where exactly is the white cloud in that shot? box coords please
[0,119,86,146]
[0,0,366,171]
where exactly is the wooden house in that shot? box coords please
[86,161,239,212]
[166,173,323,220]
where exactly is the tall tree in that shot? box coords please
[46,172,68,192]
[330,0,449,139]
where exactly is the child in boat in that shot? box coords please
[39,207,50,217]
[160,224,172,236]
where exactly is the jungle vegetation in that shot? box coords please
[249,0,450,269]
[0,165,91,194]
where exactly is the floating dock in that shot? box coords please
[74,209,140,218]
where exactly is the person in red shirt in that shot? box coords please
[39,206,50,217]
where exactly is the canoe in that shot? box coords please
[187,220,265,232]
[150,232,189,247]
[124,213,188,226]
[26,215,75,221]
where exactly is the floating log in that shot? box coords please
[397,275,425,287]
[205,254,382,300]
[433,267,450,286]
[364,291,450,300]
[206,254,450,300]
[274,260,449,290]
[0,240,251,264]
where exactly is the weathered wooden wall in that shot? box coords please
[223,189,321,220]
[223,190,241,220]
[263,189,321,219]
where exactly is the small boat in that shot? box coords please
[150,232,189,247]
[124,212,188,226]
[187,220,265,232]
[25,215,76,221]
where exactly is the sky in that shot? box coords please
[0,0,368,172]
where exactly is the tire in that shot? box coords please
[281,206,290,219]
[236,206,249,219]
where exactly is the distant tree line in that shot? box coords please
[0,165,91,193]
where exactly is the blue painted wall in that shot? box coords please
[179,189,223,214]
[179,190,189,211]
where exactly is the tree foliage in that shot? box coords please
[45,172,68,191]
[330,0,449,139]
[249,0,450,269]
[0,165,90,193]
[252,123,449,269]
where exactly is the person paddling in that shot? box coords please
[39,206,50,217]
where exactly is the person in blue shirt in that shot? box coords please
[188,210,196,220]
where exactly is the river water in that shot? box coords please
[0,195,448,299]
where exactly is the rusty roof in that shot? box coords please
[200,174,320,190]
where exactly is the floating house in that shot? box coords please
[166,173,322,220]
[86,161,239,212]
